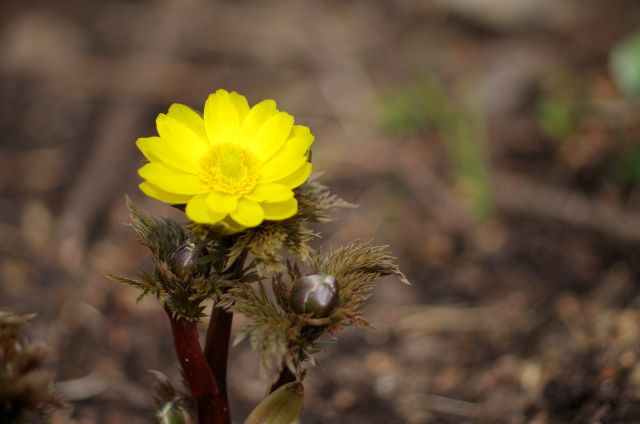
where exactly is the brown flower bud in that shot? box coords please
[290,273,339,318]
[170,241,205,278]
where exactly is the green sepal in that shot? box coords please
[244,382,304,424]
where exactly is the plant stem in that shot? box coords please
[167,310,230,424]
[269,327,320,393]
[269,365,296,393]
[204,307,233,404]
[203,250,247,421]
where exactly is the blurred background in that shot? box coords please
[3,0,640,422]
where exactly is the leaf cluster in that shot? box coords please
[229,241,407,379]
[115,180,405,385]
[109,199,255,320]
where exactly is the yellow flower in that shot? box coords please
[136,89,313,231]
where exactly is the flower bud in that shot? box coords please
[290,273,339,318]
[156,401,189,424]
[170,241,205,278]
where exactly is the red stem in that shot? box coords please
[204,307,233,400]
[203,250,246,415]
[167,311,231,424]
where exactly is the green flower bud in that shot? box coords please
[156,401,188,424]
[290,273,339,318]
[171,241,205,278]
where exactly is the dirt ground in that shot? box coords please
[3,0,640,423]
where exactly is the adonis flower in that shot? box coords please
[136,89,313,231]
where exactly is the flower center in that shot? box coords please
[199,143,260,195]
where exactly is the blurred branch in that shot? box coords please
[346,139,640,244]
[494,170,640,243]
[420,394,480,418]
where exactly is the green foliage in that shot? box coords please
[610,146,640,184]
[535,70,587,141]
[536,96,575,140]
[383,77,493,219]
[382,81,446,135]
[610,28,640,100]
[382,93,424,134]
[0,312,64,423]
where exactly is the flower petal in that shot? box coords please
[262,198,298,220]
[136,136,163,163]
[241,99,278,139]
[260,125,314,182]
[274,162,312,189]
[136,136,200,173]
[204,89,241,144]
[245,183,293,203]
[139,182,192,204]
[284,125,314,154]
[205,191,238,214]
[156,113,209,168]
[138,162,209,195]
[221,216,247,234]
[167,103,207,142]
[229,91,250,124]
[230,198,264,227]
[249,111,294,161]
[186,194,226,224]
[260,156,307,184]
